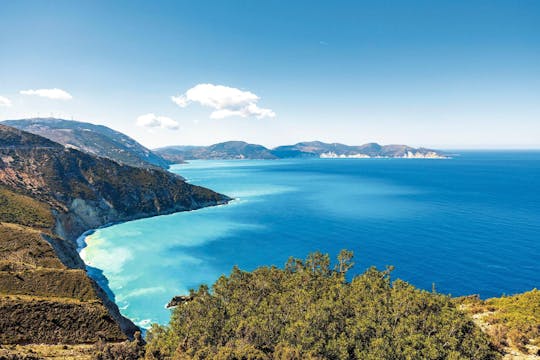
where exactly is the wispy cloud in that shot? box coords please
[20,88,72,100]
[171,83,275,119]
[136,113,179,130]
[0,96,11,107]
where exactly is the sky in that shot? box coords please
[0,0,539,149]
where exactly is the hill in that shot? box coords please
[3,118,170,169]
[155,141,277,162]
[272,141,446,159]
[0,124,230,346]
[155,141,447,162]
[0,124,230,240]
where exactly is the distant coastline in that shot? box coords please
[155,140,449,163]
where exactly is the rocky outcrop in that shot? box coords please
[166,295,194,308]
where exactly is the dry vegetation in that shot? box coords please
[0,223,64,270]
[0,188,127,345]
[0,187,53,230]
[458,291,540,359]
[0,343,95,360]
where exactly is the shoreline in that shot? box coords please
[75,198,235,329]
[173,156,451,164]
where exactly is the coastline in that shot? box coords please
[75,198,234,329]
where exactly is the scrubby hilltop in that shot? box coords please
[3,118,170,170]
[0,124,230,346]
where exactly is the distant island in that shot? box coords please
[156,140,448,163]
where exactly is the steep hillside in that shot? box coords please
[0,124,230,240]
[0,124,230,346]
[3,118,170,169]
[0,219,134,344]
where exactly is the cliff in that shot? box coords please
[0,124,230,345]
[0,124,230,241]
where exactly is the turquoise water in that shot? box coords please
[81,152,540,328]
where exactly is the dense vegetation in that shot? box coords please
[145,251,499,360]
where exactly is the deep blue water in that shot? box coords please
[81,152,540,328]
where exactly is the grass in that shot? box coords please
[0,268,99,301]
[0,187,53,229]
[0,223,65,269]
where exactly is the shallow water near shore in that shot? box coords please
[80,152,540,328]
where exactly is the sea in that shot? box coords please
[80,151,540,328]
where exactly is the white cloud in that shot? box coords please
[171,83,275,119]
[136,113,179,130]
[0,96,11,107]
[20,88,72,100]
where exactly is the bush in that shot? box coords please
[146,251,499,360]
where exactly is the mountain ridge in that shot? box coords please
[3,118,170,170]
[155,140,448,162]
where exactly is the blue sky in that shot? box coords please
[0,0,539,149]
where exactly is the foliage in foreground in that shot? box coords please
[146,251,499,360]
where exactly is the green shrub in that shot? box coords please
[146,251,499,360]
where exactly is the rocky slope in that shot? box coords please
[155,140,447,162]
[0,124,230,241]
[3,118,170,169]
[0,196,133,344]
[0,124,230,345]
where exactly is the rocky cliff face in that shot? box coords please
[0,124,230,241]
[0,124,230,344]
